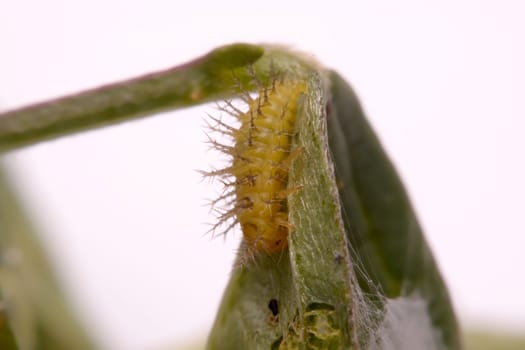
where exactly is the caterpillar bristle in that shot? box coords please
[204,68,307,260]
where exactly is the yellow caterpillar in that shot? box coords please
[205,74,306,257]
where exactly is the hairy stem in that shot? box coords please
[0,44,263,153]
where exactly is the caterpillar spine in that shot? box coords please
[204,73,306,258]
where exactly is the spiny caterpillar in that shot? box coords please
[205,73,306,257]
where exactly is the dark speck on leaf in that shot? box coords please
[268,299,279,316]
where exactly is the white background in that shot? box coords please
[1,1,524,349]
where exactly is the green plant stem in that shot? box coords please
[0,44,263,153]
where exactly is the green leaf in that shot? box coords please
[464,330,525,350]
[0,306,18,350]
[326,71,462,349]
[207,65,356,350]
[0,166,96,349]
[207,48,462,349]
